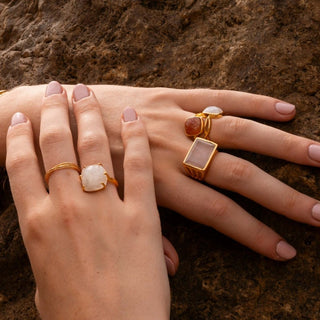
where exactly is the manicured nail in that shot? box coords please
[10,112,27,127]
[165,255,176,276]
[308,144,320,162]
[311,203,320,221]
[122,107,137,122]
[45,81,63,97]
[275,102,295,115]
[73,84,90,102]
[276,240,296,260]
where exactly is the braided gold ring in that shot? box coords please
[45,162,81,185]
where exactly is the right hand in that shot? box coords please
[6,83,171,320]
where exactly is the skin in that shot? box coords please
[6,83,171,320]
[2,84,320,260]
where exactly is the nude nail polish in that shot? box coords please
[308,144,320,162]
[276,240,296,260]
[73,84,90,101]
[45,81,63,97]
[275,102,295,115]
[311,203,320,221]
[10,112,27,126]
[165,255,176,276]
[122,107,137,122]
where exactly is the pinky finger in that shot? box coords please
[6,113,46,214]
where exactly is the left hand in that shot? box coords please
[5,82,171,320]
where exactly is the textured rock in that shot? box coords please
[0,1,320,319]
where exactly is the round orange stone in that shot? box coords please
[185,117,202,136]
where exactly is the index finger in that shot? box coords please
[6,113,46,214]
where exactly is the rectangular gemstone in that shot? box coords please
[183,138,217,170]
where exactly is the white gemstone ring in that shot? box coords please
[80,163,118,192]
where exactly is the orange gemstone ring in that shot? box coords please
[185,106,223,139]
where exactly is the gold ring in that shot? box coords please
[185,106,223,139]
[0,90,7,96]
[183,137,218,180]
[45,162,81,184]
[80,163,118,192]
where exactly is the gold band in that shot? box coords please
[45,162,81,184]
[183,137,218,181]
[0,90,7,96]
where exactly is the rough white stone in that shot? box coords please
[81,164,107,192]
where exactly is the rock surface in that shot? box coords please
[0,0,320,319]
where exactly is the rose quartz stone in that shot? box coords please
[184,138,217,169]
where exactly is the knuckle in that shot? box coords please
[280,134,296,155]
[224,117,250,140]
[207,198,230,221]
[23,211,44,242]
[40,126,71,147]
[75,100,99,115]
[251,220,269,245]
[224,159,252,185]
[124,151,152,172]
[123,122,146,141]
[78,131,106,154]
[6,152,37,173]
[281,190,298,212]
[59,203,80,227]
[125,208,157,236]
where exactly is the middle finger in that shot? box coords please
[72,84,118,198]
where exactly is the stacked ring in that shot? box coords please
[185,106,223,139]
[183,106,223,181]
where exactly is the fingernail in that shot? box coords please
[311,203,320,221]
[122,107,137,122]
[73,84,90,102]
[45,81,63,97]
[10,112,27,127]
[275,102,295,115]
[308,144,320,162]
[165,255,176,276]
[276,240,296,260]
